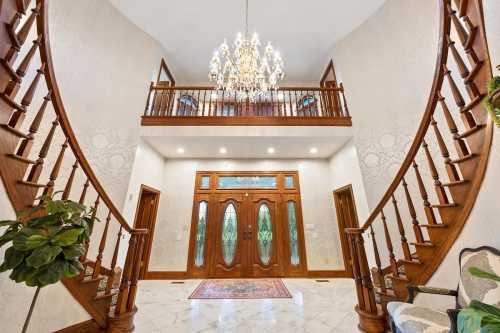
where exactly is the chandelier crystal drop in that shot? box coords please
[208,0,284,101]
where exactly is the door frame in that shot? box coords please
[187,171,308,278]
[333,184,360,277]
[133,184,161,279]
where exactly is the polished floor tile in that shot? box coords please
[134,278,358,333]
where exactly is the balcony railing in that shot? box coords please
[141,85,352,126]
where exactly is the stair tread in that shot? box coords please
[460,94,485,113]
[411,241,436,248]
[457,124,485,139]
[420,223,448,228]
[8,154,36,164]
[451,153,477,164]
[399,259,423,265]
[0,92,25,111]
[0,124,29,139]
[431,203,458,208]
[442,180,468,187]
[18,180,45,188]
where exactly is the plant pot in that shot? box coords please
[491,87,500,110]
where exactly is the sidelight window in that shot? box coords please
[287,201,300,266]
[194,201,208,267]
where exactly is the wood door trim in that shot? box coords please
[133,184,161,280]
[333,184,359,277]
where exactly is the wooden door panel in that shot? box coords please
[249,194,282,277]
[211,194,246,278]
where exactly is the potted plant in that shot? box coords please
[0,194,96,333]
[485,66,500,127]
[458,267,500,333]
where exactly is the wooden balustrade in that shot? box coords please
[141,85,352,126]
[345,0,493,331]
[0,0,148,331]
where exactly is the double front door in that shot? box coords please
[189,191,307,278]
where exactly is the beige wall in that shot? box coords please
[49,0,168,208]
[0,1,168,331]
[331,0,439,209]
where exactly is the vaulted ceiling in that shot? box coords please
[109,0,386,84]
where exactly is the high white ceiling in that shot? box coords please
[109,0,386,84]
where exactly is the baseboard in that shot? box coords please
[53,319,103,333]
[308,270,351,278]
[143,271,188,280]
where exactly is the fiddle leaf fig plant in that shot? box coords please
[485,75,500,127]
[458,267,500,333]
[0,194,97,332]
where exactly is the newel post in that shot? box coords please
[107,229,147,333]
[345,228,386,333]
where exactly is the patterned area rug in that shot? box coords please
[189,279,292,299]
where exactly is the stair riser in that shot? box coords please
[425,228,449,245]
[389,277,409,300]
[414,245,436,263]
[401,263,423,281]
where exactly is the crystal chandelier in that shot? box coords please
[208,0,284,100]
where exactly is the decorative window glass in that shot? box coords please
[218,176,277,189]
[200,176,210,189]
[297,94,318,115]
[257,204,273,265]
[287,201,300,266]
[285,176,294,188]
[177,94,198,116]
[194,201,208,267]
[221,203,238,265]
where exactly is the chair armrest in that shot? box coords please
[446,309,460,333]
[406,284,458,304]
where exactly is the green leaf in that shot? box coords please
[0,220,20,227]
[469,267,500,283]
[25,245,62,268]
[27,214,62,228]
[0,247,26,272]
[50,228,84,246]
[0,229,19,248]
[35,259,66,287]
[63,260,84,278]
[13,234,49,251]
[470,300,500,318]
[459,308,483,333]
[481,315,500,333]
[9,264,37,284]
[62,244,85,260]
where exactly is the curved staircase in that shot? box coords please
[346,0,494,331]
[0,0,147,331]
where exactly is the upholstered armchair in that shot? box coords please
[387,246,500,333]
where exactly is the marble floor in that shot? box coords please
[134,278,359,333]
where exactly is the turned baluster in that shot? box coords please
[422,139,449,205]
[413,161,438,225]
[78,179,90,204]
[106,225,123,294]
[16,91,51,158]
[16,4,40,47]
[26,118,59,183]
[143,82,153,116]
[4,13,23,65]
[437,92,470,157]
[79,195,100,278]
[381,209,399,277]
[42,138,69,198]
[8,63,45,128]
[127,233,147,312]
[448,4,468,47]
[431,116,461,182]
[62,161,78,200]
[392,194,411,260]
[443,64,465,108]
[462,17,480,66]
[402,177,424,243]
[340,83,350,117]
[92,210,112,279]
[115,233,139,315]
[447,35,469,78]
[16,0,29,14]
[369,225,386,292]
[16,35,42,78]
